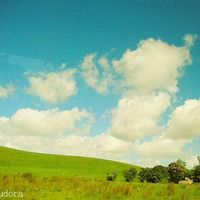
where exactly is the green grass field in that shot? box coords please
[1,174,200,199]
[0,146,137,181]
[1,146,200,200]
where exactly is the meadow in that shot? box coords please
[1,146,200,200]
[0,146,136,181]
[1,174,200,200]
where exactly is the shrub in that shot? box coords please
[21,172,33,179]
[106,172,117,181]
[123,167,137,182]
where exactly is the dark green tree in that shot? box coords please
[184,168,193,179]
[123,167,137,182]
[192,165,200,183]
[138,168,149,183]
[153,165,169,180]
[168,162,186,183]
[145,169,161,183]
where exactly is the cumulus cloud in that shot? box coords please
[81,53,114,94]
[53,133,132,160]
[0,84,14,98]
[1,107,94,136]
[108,92,171,141]
[26,69,77,104]
[165,99,200,139]
[0,121,131,161]
[185,155,199,169]
[133,137,190,158]
[132,137,197,168]
[112,37,193,94]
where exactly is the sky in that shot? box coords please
[0,0,200,168]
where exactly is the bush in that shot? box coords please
[106,172,117,181]
[123,167,137,182]
[168,162,185,183]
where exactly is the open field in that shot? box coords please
[1,174,200,200]
[1,146,200,200]
[0,146,137,181]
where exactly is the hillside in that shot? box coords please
[0,146,138,180]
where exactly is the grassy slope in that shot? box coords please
[0,146,138,180]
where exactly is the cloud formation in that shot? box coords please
[26,69,77,104]
[133,138,190,158]
[0,84,14,98]
[1,107,94,136]
[0,34,199,169]
[165,99,200,139]
[81,53,113,94]
[107,34,196,142]
[112,36,193,94]
[0,123,131,162]
[108,92,171,141]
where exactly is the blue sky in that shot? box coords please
[0,0,200,168]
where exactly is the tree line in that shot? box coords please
[106,156,200,183]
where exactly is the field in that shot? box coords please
[1,174,200,200]
[1,146,200,200]
[0,146,137,181]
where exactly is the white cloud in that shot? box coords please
[108,92,171,141]
[165,99,200,139]
[53,133,132,160]
[112,36,192,94]
[0,84,14,98]
[183,34,198,48]
[81,53,113,94]
[185,155,199,169]
[0,121,131,161]
[26,69,77,104]
[1,107,94,136]
[132,137,199,168]
[133,137,190,158]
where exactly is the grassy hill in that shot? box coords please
[0,146,138,180]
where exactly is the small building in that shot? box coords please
[179,177,193,184]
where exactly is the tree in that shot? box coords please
[123,167,137,182]
[146,169,161,183]
[192,165,200,183]
[153,165,169,180]
[138,168,161,183]
[138,168,149,183]
[177,159,186,168]
[197,156,200,165]
[184,168,193,179]
[168,162,186,183]
[106,172,117,181]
